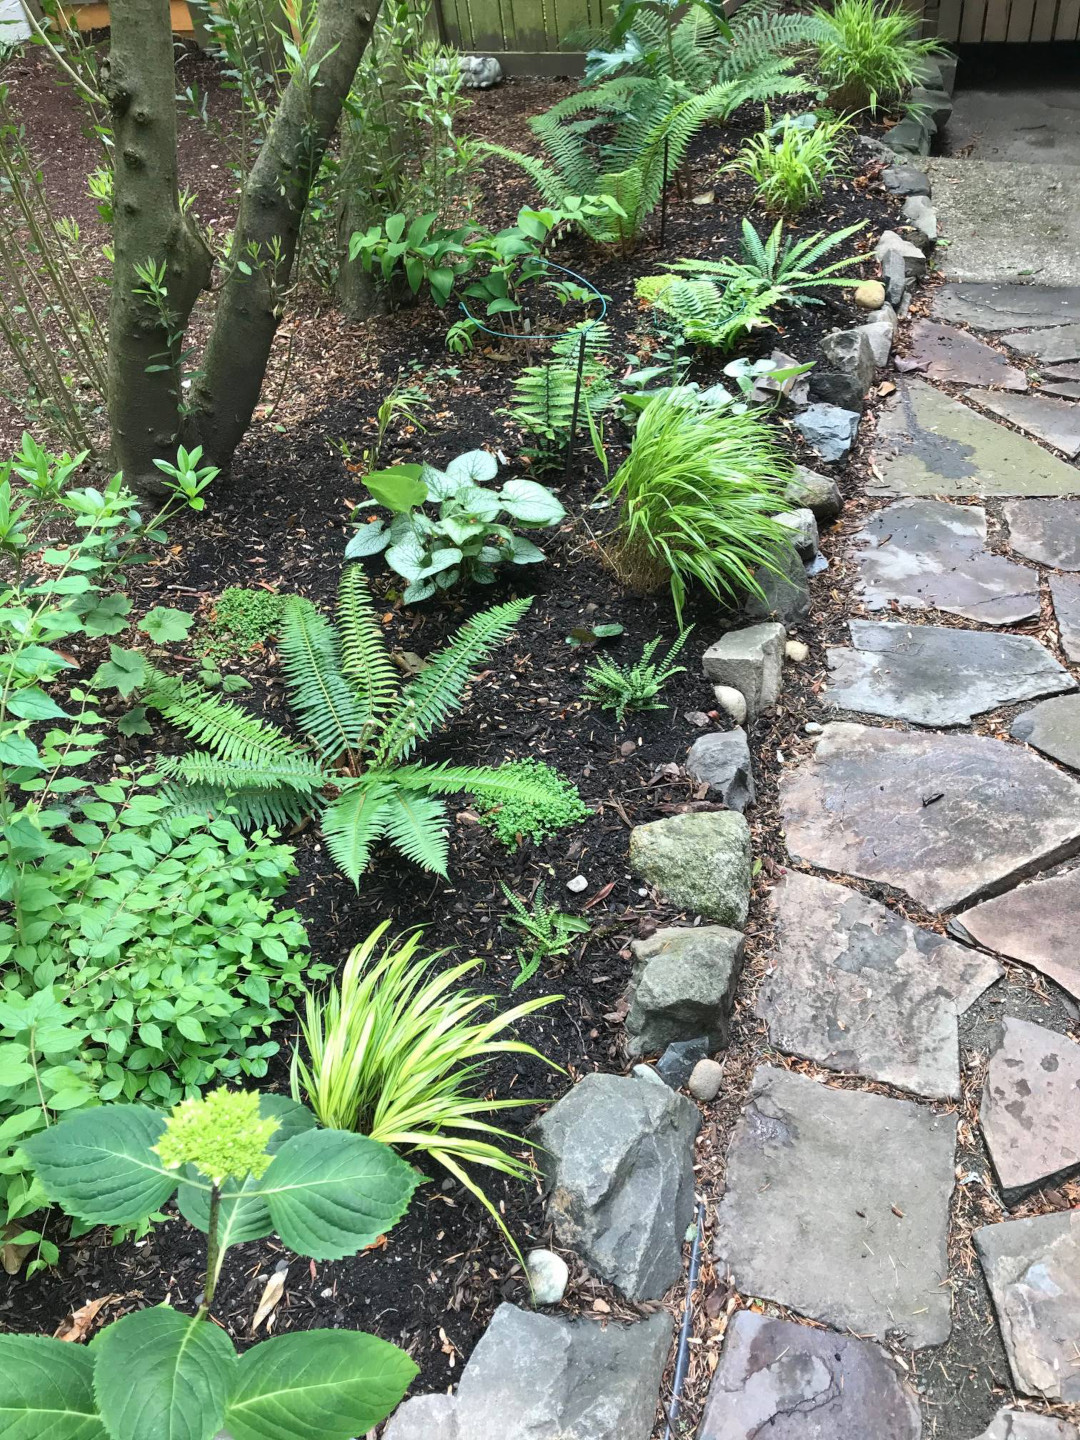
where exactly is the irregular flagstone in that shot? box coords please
[1004,500,1080,570]
[382,1304,672,1440]
[980,1016,1080,1197]
[824,621,1075,728]
[935,283,1080,332]
[779,722,1080,913]
[713,1065,957,1347]
[1003,324,1080,364]
[1012,695,1080,770]
[970,1411,1080,1440]
[951,865,1080,1002]
[1044,361,1080,381]
[1051,573,1080,661]
[1042,381,1080,401]
[975,1210,1080,1403]
[758,871,1001,1099]
[906,319,1028,388]
[697,1311,921,1440]
[854,498,1040,625]
[871,380,1080,497]
[968,389,1080,459]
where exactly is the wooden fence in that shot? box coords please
[928,0,1080,40]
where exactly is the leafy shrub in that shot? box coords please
[345,447,565,601]
[500,880,590,990]
[811,0,946,113]
[605,392,793,621]
[730,109,852,215]
[291,921,559,1252]
[583,630,690,722]
[478,757,591,848]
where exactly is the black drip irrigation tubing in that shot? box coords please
[664,1199,706,1440]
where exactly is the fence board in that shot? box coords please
[982,0,1012,39]
[1055,0,1080,34]
[1030,0,1057,37]
[1006,0,1036,37]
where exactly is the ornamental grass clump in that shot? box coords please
[730,110,852,216]
[811,0,946,114]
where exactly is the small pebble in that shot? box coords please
[785,640,809,663]
[526,1248,570,1306]
[684,710,711,727]
[566,874,588,893]
[688,1058,724,1102]
[854,279,886,311]
[805,721,824,735]
[712,684,747,725]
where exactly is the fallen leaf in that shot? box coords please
[54,1295,120,1342]
[252,1270,286,1332]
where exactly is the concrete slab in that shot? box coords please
[943,86,1080,165]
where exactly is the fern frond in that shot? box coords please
[278,596,368,763]
[143,669,303,769]
[158,750,327,796]
[157,778,311,830]
[336,564,399,734]
[320,779,393,884]
[379,789,450,875]
[478,141,580,210]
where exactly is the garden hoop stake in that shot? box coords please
[564,326,589,478]
[660,135,670,248]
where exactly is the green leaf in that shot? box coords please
[498,479,566,527]
[23,1104,176,1225]
[223,1330,418,1440]
[343,521,390,559]
[0,732,42,769]
[252,1129,419,1260]
[119,705,153,737]
[363,466,427,513]
[82,592,133,638]
[6,686,68,721]
[93,646,148,699]
[139,608,195,644]
[0,1334,107,1439]
[444,449,498,485]
[93,1308,237,1440]
[509,534,545,564]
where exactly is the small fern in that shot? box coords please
[507,322,614,463]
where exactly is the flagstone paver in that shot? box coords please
[951,866,1080,1002]
[853,499,1040,625]
[871,380,1080,497]
[969,389,1080,457]
[934,282,1080,332]
[780,723,1080,911]
[907,319,1028,388]
[971,1412,1080,1440]
[824,620,1074,727]
[1003,323,1080,364]
[1004,500,1080,569]
[713,1066,957,1347]
[1012,694,1080,769]
[1050,573,1080,660]
[975,1210,1080,1403]
[980,1017,1080,1197]
[758,871,1000,1098]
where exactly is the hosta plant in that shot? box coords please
[4,1087,419,1440]
[125,568,586,882]
[345,448,565,600]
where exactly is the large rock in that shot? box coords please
[1002,323,1080,364]
[901,193,938,244]
[1013,695,1080,770]
[853,498,1041,626]
[951,865,1080,1003]
[970,1410,1079,1440]
[905,319,1028,389]
[744,542,811,625]
[824,620,1075,727]
[883,164,932,196]
[872,380,1080,497]
[779,722,1080,912]
[809,327,876,411]
[980,1017,1080,1198]
[714,1065,957,1347]
[698,1311,921,1440]
[970,390,1080,459]
[1052,573,1080,660]
[685,729,754,811]
[785,464,842,524]
[935,283,1080,332]
[532,1071,700,1301]
[876,229,927,305]
[626,924,744,1055]
[1004,499,1080,569]
[795,403,860,463]
[630,811,751,925]
[774,507,819,561]
[656,1036,709,1089]
[702,623,785,722]
[975,1210,1080,1403]
[758,871,1000,1099]
[382,1303,672,1440]
[858,307,898,366]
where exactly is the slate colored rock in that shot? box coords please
[382,1303,672,1440]
[969,389,1080,458]
[744,542,811,625]
[779,722,1080,912]
[533,1070,700,1301]
[859,305,898,366]
[702,623,785,722]
[969,1410,1080,1440]
[625,924,745,1056]
[883,114,933,156]
[872,380,1080,497]
[785,465,842,523]
[906,319,1028,388]
[1042,380,1080,399]
[1003,324,1080,364]
[901,192,938,244]
[824,620,1074,727]
[713,1065,957,1347]
[794,403,860,463]
[629,811,751,925]
[1051,573,1080,660]
[1012,695,1080,770]
[934,283,1080,332]
[876,229,929,280]
[810,327,876,410]
[758,871,1000,1099]
[655,1036,709,1089]
[697,1311,921,1440]
[685,729,755,811]
[975,1210,1080,1403]
[854,498,1040,625]
[952,865,1080,1003]
[774,507,819,561]
[980,1017,1080,1197]
[1004,499,1080,569]
[882,164,931,196]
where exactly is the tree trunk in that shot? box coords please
[188,0,383,468]
[101,0,212,495]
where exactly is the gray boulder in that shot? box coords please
[656,1035,709,1088]
[625,924,745,1055]
[532,1071,700,1300]
[795,403,860,462]
[685,728,754,811]
[911,86,953,131]
[858,303,898,366]
[383,1303,673,1440]
[882,164,931,196]
[877,229,929,280]
[630,810,751,925]
[776,507,819,560]
[785,464,842,524]
[883,113,934,156]
[810,327,877,411]
[459,54,504,87]
[744,542,812,624]
[901,193,938,245]
[702,622,785,721]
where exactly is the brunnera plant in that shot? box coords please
[3,1087,420,1440]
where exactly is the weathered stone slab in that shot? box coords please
[1045,362,1080,382]
[685,729,754,811]
[629,811,750,925]
[968,389,1080,458]
[383,1304,672,1440]
[625,924,744,1056]
[935,283,1080,332]
[975,1210,1080,1403]
[824,620,1074,727]
[533,1070,699,1301]
[758,871,1000,1099]
[952,865,1080,1002]
[713,1065,956,1347]
[970,1410,1080,1440]
[779,722,1080,912]
[1051,573,1080,660]
[980,1016,1080,1197]
[906,320,1028,388]
[1003,324,1080,364]
[872,380,1080,497]
[854,498,1040,625]
[1004,500,1080,569]
[1042,381,1080,400]
[698,1311,921,1440]
[1012,695,1080,770]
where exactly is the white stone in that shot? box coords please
[526,1248,570,1305]
[688,1058,724,1101]
[785,640,809,663]
[566,874,588,893]
[713,685,747,725]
